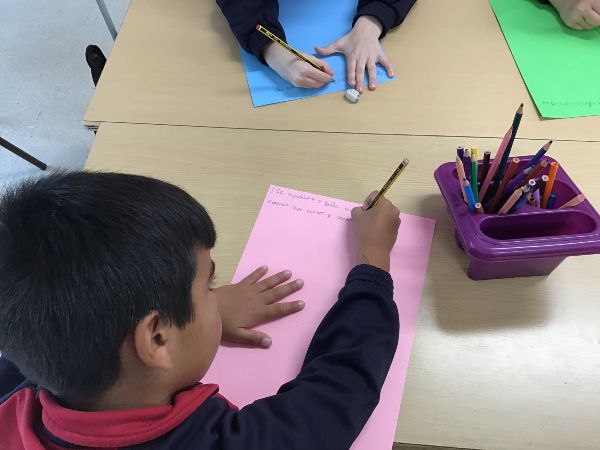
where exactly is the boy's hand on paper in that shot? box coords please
[264,42,334,89]
[214,266,304,348]
[315,15,393,94]
[351,191,400,272]
[550,0,600,29]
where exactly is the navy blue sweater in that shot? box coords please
[216,0,417,62]
[0,264,399,449]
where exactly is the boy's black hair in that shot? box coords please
[0,171,216,399]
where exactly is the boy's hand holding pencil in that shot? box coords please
[351,191,401,273]
[259,24,334,89]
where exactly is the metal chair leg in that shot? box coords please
[0,137,48,171]
[96,0,118,40]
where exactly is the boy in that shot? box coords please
[0,172,400,449]
[216,0,416,93]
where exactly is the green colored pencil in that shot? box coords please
[470,147,478,201]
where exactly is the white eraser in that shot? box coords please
[345,89,360,103]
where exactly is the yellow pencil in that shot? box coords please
[256,24,327,74]
[366,159,410,210]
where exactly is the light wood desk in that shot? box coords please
[87,122,600,450]
[83,0,600,141]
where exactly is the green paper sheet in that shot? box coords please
[489,0,600,118]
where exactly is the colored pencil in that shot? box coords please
[506,159,547,195]
[490,157,520,212]
[498,186,526,215]
[480,151,491,186]
[527,178,539,193]
[478,126,513,202]
[512,187,532,212]
[542,162,559,208]
[519,159,549,188]
[457,146,465,160]
[475,202,484,214]
[256,24,328,73]
[463,178,477,211]
[534,189,541,208]
[559,193,586,209]
[538,175,549,206]
[463,148,471,180]
[470,148,478,201]
[366,159,409,210]
[547,193,557,209]
[456,156,468,202]
[490,104,523,197]
[524,140,552,170]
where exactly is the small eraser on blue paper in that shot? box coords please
[345,89,360,103]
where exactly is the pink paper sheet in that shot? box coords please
[204,185,435,449]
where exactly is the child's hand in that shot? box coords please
[214,266,304,348]
[315,16,393,94]
[550,0,600,29]
[351,191,401,272]
[263,42,334,89]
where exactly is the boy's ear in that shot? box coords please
[133,311,174,371]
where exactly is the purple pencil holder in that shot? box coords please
[434,155,600,280]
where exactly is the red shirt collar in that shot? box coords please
[39,383,219,448]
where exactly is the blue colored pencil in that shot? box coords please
[547,193,557,209]
[457,146,465,160]
[524,141,552,170]
[512,191,530,212]
[463,148,471,180]
[463,178,477,211]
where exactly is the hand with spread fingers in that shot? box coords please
[214,266,305,348]
[315,16,393,94]
[549,0,600,29]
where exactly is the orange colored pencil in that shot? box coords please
[542,162,559,208]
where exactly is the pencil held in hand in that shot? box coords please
[256,24,327,73]
[366,159,409,210]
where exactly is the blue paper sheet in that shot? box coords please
[240,0,395,107]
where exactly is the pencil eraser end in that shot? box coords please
[345,89,360,104]
[256,24,261,30]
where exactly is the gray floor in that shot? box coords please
[0,0,130,192]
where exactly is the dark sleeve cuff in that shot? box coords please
[247,23,287,65]
[345,264,394,295]
[354,0,416,39]
[354,2,398,39]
